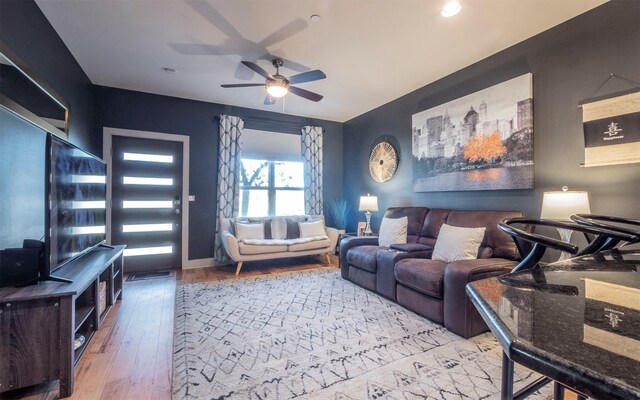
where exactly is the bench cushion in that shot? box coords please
[238,243,288,255]
[288,238,331,252]
[395,258,447,299]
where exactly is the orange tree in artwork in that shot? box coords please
[463,132,507,164]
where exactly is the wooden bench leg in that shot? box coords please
[235,261,243,275]
[325,254,331,264]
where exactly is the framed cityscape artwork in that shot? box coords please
[411,73,534,192]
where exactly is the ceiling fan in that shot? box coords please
[221,59,326,105]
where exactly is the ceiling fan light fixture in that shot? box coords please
[265,80,289,98]
[441,1,462,17]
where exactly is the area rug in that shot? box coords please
[173,269,550,400]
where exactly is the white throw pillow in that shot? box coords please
[432,223,486,262]
[270,218,287,240]
[378,216,408,247]
[299,220,326,238]
[234,222,265,241]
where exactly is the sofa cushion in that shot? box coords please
[417,209,450,248]
[235,222,265,241]
[378,216,408,247]
[286,217,308,239]
[299,219,326,238]
[249,218,272,239]
[270,217,287,240]
[432,224,486,262]
[389,243,433,253]
[394,258,447,299]
[288,237,331,252]
[383,207,429,243]
[445,210,524,260]
[346,245,379,273]
[238,242,288,255]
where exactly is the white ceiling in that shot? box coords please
[36,0,606,122]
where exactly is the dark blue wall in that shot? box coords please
[343,1,640,232]
[93,86,343,260]
[0,0,93,261]
[0,0,94,153]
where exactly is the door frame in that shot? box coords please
[103,127,190,269]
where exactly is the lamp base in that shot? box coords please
[364,211,373,236]
[557,228,573,261]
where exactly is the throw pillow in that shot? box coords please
[229,218,248,235]
[285,217,308,239]
[378,216,408,247]
[432,223,486,262]
[299,220,326,238]
[234,222,265,241]
[270,217,287,240]
[248,218,272,239]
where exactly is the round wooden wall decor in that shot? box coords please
[369,141,399,182]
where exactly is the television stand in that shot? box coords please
[0,245,125,398]
[15,273,72,287]
[42,274,73,284]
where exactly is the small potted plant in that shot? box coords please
[327,199,350,234]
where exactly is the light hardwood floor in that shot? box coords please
[1,256,337,400]
[2,254,579,400]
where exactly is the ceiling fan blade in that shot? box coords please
[288,70,327,85]
[241,61,274,80]
[264,95,276,105]
[289,86,323,102]
[258,19,308,48]
[221,83,264,88]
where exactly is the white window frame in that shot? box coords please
[239,159,304,217]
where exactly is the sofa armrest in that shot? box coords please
[325,227,339,253]
[376,250,432,301]
[221,231,241,262]
[339,236,379,279]
[443,258,517,338]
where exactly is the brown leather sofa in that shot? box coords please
[339,207,524,338]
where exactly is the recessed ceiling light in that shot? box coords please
[441,1,462,17]
[162,67,176,74]
[310,14,321,23]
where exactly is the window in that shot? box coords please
[239,158,304,217]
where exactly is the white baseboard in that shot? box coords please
[182,257,230,270]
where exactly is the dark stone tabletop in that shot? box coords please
[466,249,640,400]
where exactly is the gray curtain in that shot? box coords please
[301,126,323,215]
[214,115,244,263]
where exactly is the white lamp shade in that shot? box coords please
[359,195,379,212]
[540,191,591,220]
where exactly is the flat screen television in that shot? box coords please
[46,134,107,276]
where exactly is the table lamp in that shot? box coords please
[359,194,378,236]
[540,186,591,260]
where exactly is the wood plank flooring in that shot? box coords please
[1,254,579,400]
[0,256,337,400]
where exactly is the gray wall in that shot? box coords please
[0,0,94,153]
[343,1,640,232]
[93,86,343,260]
[0,0,93,257]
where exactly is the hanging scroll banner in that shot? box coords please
[581,89,640,167]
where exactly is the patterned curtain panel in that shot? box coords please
[301,126,323,215]
[214,115,244,263]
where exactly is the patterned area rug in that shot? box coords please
[173,269,550,400]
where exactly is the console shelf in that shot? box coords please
[74,305,95,332]
[0,245,125,398]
